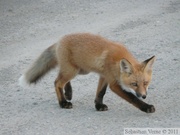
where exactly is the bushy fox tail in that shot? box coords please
[19,43,57,86]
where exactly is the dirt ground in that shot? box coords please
[0,0,180,135]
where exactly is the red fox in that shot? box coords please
[19,33,156,113]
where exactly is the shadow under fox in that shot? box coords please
[19,33,156,113]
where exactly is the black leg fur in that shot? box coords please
[64,82,72,100]
[95,84,108,111]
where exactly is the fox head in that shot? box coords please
[119,56,156,99]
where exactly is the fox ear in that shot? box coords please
[120,59,133,74]
[142,56,156,72]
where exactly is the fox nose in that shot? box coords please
[142,95,146,99]
[136,92,146,99]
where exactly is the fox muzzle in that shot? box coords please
[136,92,147,99]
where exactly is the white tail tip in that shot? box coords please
[18,75,29,87]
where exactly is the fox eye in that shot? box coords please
[144,81,148,85]
[131,82,138,87]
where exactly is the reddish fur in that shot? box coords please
[56,33,140,83]
[20,33,156,113]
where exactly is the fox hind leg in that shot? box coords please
[64,81,72,100]
[54,68,78,109]
[95,77,108,111]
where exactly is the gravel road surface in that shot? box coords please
[0,0,180,135]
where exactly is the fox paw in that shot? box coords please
[59,101,73,109]
[95,104,108,111]
[140,104,155,113]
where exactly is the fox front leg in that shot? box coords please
[110,83,155,113]
[95,77,108,111]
